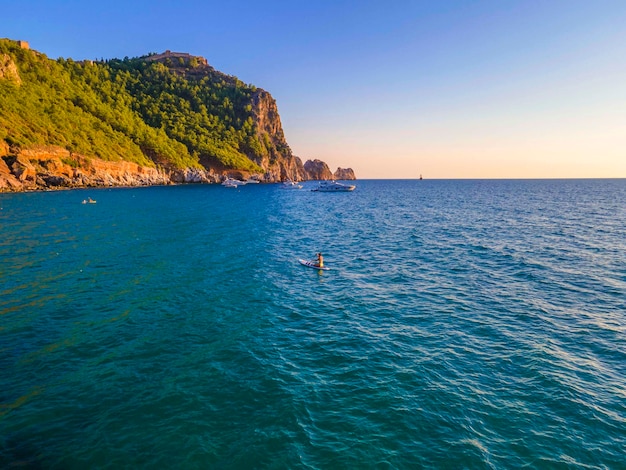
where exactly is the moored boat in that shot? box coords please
[311,180,356,192]
[222,178,246,188]
[281,181,303,189]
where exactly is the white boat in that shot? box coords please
[222,178,246,188]
[311,180,356,192]
[246,178,261,184]
[281,181,303,189]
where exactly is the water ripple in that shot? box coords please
[1,180,625,468]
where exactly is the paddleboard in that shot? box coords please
[299,259,330,270]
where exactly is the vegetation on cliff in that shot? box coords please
[0,39,294,173]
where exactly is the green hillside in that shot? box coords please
[0,39,278,172]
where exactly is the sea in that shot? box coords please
[1,179,625,469]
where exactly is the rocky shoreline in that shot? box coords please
[0,144,355,193]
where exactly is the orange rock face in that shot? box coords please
[0,146,173,192]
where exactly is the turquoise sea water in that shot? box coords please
[1,179,625,469]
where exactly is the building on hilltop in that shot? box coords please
[144,50,208,66]
[17,40,29,49]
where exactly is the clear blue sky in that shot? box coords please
[4,0,626,178]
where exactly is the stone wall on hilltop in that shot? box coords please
[144,50,208,66]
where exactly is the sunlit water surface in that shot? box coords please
[1,179,625,468]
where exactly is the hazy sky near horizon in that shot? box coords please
[4,0,626,178]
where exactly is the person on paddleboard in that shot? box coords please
[315,252,324,268]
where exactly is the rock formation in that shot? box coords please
[246,90,310,182]
[0,141,21,190]
[333,167,356,180]
[0,53,22,85]
[301,160,356,181]
[0,147,172,191]
[304,159,333,180]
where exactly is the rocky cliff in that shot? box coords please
[302,159,356,181]
[333,167,356,180]
[0,53,21,85]
[246,90,309,182]
[304,159,334,181]
[0,146,172,191]
[0,39,356,192]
